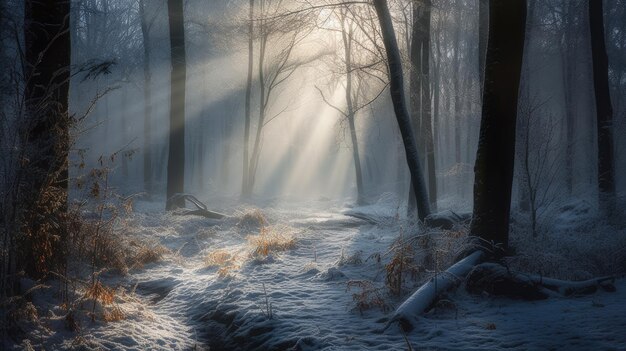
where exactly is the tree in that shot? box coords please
[315,5,387,206]
[478,0,488,92]
[339,8,366,206]
[588,0,615,214]
[242,0,254,197]
[243,0,316,197]
[470,0,526,253]
[22,0,71,276]
[166,0,186,210]
[372,0,430,221]
[408,0,437,213]
[139,0,154,193]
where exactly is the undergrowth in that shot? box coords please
[248,225,297,258]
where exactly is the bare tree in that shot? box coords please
[588,0,615,214]
[470,0,526,253]
[139,0,156,193]
[243,0,317,197]
[373,0,430,221]
[408,0,436,212]
[166,0,186,210]
[518,95,561,237]
[242,0,254,197]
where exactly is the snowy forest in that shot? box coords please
[1,0,626,349]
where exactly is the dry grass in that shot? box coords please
[384,224,472,296]
[128,241,170,270]
[346,280,389,315]
[204,249,242,277]
[204,249,233,267]
[248,226,297,257]
[84,281,115,305]
[102,305,126,322]
[237,208,269,230]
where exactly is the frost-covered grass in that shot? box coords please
[508,199,626,280]
[4,194,626,350]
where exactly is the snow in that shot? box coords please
[6,195,626,350]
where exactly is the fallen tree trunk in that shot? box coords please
[525,274,616,296]
[168,194,228,219]
[388,250,484,331]
[342,211,380,225]
[466,262,616,299]
[424,210,472,230]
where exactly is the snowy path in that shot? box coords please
[95,200,626,350]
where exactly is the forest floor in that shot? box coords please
[5,194,626,350]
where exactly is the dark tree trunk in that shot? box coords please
[588,0,615,213]
[470,0,526,253]
[516,0,535,212]
[139,0,153,194]
[242,0,254,198]
[166,0,186,210]
[408,0,437,212]
[373,0,430,221]
[23,0,71,276]
[421,1,436,212]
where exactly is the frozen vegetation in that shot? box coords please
[4,194,626,350]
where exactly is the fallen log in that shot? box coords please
[424,210,471,230]
[524,274,616,296]
[168,194,228,219]
[342,211,379,225]
[466,262,616,299]
[388,250,484,331]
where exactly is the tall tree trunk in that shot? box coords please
[246,0,268,196]
[341,12,365,205]
[242,0,254,198]
[373,0,430,221]
[120,86,129,179]
[561,0,576,195]
[166,0,186,210]
[478,0,488,92]
[139,0,153,194]
[248,29,267,196]
[516,0,535,212]
[420,0,436,211]
[588,0,615,213]
[470,0,526,253]
[23,0,71,277]
[408,0,428,212]
[452,1,464,198]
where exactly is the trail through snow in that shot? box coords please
[17,197,626,350]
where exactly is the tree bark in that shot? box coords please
[23,0,71,276]
[139,0,153,194]
[242,0,254,198]
[421,1,437,212]
[408,0,436,212]
[588,0,615,214]
[166,0,187,210]
[373,0,430,221]
[470,0,526,253]
[341,14,365,205]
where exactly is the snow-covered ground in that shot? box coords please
[7,195,626,350]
